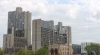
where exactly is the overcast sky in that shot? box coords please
[0,0,100,47]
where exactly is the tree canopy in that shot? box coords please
[14,44,48,55]
[28,45,32,50]
[4,44,49,55]
[26,50,34,55]
[14,49,34,55]
[0,48,3,55]
[85,43,100,55]
[14,49,26,55]
[35,44,49,55]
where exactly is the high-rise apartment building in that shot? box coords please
[3,7,31,54]
[32,19,72,52]
[81,42,92,55]
[3,34,27,54]
[53,22,72,55]
[32,19,54,51]
[72,44,81,55]
[54,22,72,46]
[7,7,31,46]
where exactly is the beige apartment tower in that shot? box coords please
[7,7,31,46]
[53,22,72,55]
[54,22,72,46]
[3,7,31,54]
[32,19,54,51]
[3,34,27,54]
[32,20,72,51]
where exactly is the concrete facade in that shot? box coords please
[3,34,14,50]
[8,7,31,46]
[3,34,27,54]
[53,22,72,55]
[54,22,72,46]
[72,44,81,54]
[3,7,31,54]
[49,44,73,55]
[32,20,72,53]
[32,19,54,51]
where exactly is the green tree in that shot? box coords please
[42,44,49,55]
[14,49,26,55]
[43,44,48,49]
[85,43,100,55]
[14,49,34,55]
[14,44,49,55]
[35,44,49,55]
[14,52,18,55]
[35,48,48,55]
[26,50,34,55]
[28,45,32,50]
[0,48,3,55]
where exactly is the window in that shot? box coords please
[6,38,7,41]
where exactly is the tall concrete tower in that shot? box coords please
[32,19,54,51]
[7,7,31,46]
[54,22,72,46]
[54,22,72,55]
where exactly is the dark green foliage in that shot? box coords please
[26,50,34,55]
[4,44,49,55]
[43,44,48,49]
[85,43,100,55]
[0,48,3,55]
[35,44,49,55]
[14,49,34,55]
[16,49,26,55]
[28,45,32,50]
[35,48,47,55]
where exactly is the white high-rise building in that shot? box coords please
[81,42,92,55]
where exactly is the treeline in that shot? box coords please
[0,44,49,55]
[85,43,100,55]
[0,48,3,55]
